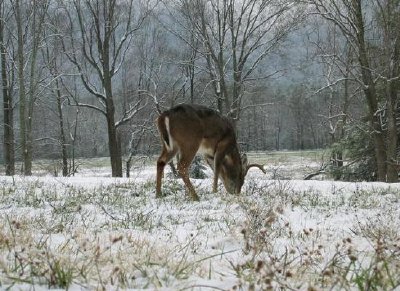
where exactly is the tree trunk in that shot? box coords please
[107,113,122,177]
[126,153,133,178]
[103,25,122,177]
[353,0,387,181]
[105,83,122,177]
[55,79,68,177]
[0,3,15,175]
[385,43,399,182]
[385,4,400,183]
[15,0,28,175]
[25,114,33,175]
[386,83,398,182]
[364,81,387,182]
[338,59,351,168]
[70,109,79,176]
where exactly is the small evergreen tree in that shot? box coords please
[331,123,377,181]
[190,156,207,179]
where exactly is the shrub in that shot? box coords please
[331,123,376,181]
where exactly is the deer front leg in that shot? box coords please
[212,139,231,193]
[204,155,218,193]
[212,154,223,193]
[177,162,200,201]
[212,175,218,193]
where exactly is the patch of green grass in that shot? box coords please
[46,258,74,289]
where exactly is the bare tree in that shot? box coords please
[309,0,399,182]
[13,0,49,175]
[310,20,356,171]
[165,0,300,121]
[61,0,151,177]
[41,17,69,176]
[0,0,14,175]
[14,0,27,174]
[375,0,400,182]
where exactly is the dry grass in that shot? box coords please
[1,151,399,289]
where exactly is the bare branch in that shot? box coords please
[115,98,149,128]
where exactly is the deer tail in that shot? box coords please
[157,114,172,151]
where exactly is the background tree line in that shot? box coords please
[0,0,399,182]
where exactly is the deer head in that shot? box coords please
[156,104,265,201]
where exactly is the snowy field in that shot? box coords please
[1,152,400,290]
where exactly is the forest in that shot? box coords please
[0,0,399,181]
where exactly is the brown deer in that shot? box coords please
[156,104,265,201]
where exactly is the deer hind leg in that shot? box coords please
[156,146,177,198]
[177,147,200,201]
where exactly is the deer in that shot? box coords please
[156,104,266,201]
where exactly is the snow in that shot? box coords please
[0,160,400,290]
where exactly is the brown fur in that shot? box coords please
[155,104,264,201]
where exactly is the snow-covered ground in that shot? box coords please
[0,156,400,290]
